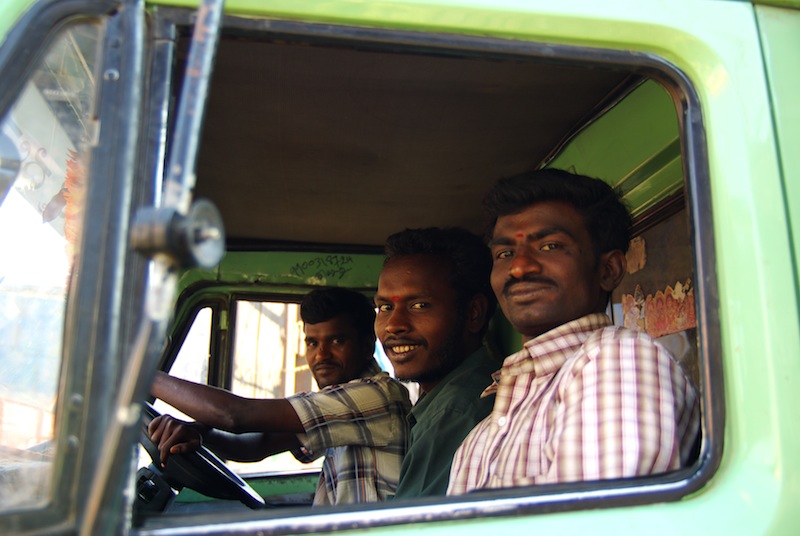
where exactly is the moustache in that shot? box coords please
[502,275,557,294]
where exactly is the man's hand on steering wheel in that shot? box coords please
[140,403,266,509]
[148,414,206,465]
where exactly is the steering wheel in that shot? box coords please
[139,402,266,509]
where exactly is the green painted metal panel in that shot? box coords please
[756,4,800,313]
[754,0,800,8]
[175,472,318,504]
[142,2,800,534]
[547,80,683,218]
[1,0,799,534]
[179,251,384,296]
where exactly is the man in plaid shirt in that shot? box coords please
[149,288,411,506]
[448,169,700,494]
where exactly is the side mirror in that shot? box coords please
[0,130,21,205]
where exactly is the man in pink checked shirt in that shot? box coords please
[447,169,700,495]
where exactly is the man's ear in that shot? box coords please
[598,249,627,293]
[465,294,489,334]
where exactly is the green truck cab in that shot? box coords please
[0,0,798,534]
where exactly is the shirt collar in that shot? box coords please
[513,312,611,374]
[480,313,611,397]
[409,346,490,422]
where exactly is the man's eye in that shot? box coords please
[377,303,392,313]
[495,249,513,260]
[540,242,561,251]
[410,302,429,310]
[306,341,318,348]
[332,337,346,345]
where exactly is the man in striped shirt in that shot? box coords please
[447,169,700,494]
[149,288,411,505]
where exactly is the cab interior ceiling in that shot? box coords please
[186,32,642,250]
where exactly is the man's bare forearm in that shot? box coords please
[203,429,301,461]
[151,371,304,433]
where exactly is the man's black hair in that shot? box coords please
[384,227,496,332]
[300,287,376,345]
[483,168,633,256]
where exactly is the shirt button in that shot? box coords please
[497,416,507,427]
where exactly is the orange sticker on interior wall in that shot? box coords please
[622,279,696,338]
[626,236,646,274]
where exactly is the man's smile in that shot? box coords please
[390,344,420,354]
[382,339,425,362]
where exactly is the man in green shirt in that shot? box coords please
[374,227,500,498]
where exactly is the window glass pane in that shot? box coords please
[230,300,322,474]
[171,307,212,384]
[140,308,213,470]
[233,301,310,399]
[152,307,212,419]
[0,21,101,510]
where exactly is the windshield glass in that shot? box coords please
[0,20,100,511]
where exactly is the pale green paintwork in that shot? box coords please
[0,0,29,42]
[1,0,799,534]
[756,4,800,318]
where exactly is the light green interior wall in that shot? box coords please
[179,251,384,296]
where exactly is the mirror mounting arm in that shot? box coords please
[131,198,226,269]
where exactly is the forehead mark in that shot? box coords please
[515,232,524,238]
[391,296,401,302]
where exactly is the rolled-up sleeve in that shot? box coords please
[288,379,404,460]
